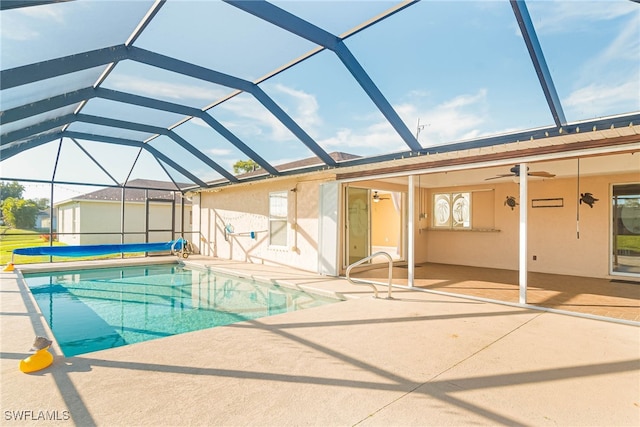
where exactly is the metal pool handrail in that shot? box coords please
[345,251,394,299]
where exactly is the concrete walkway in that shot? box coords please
[1,257,639,426]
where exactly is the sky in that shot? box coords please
[1,0,639,202]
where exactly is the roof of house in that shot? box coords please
[57,179,191,205]
[234,151,362,180]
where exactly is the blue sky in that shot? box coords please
[1,0,638,201]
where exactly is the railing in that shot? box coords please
[345,251,394,299]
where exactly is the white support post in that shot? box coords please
[408,175,415,287]
[519,162,528,304]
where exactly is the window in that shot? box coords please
[433,192,471,229]
[269,191,288,247]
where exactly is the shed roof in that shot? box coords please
[56,179,191,205]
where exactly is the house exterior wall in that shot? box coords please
[35,212,50,230]
[197,176,333,273]
[194,169,636,280]
[56,200,191,245]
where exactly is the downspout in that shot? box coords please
[291,184,298,252]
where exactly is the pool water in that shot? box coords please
[24,264,338,356]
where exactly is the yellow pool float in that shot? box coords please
[20,336,54,373]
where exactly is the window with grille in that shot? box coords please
[269,191,288,247]
[433,192,471,229]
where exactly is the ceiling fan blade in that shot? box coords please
[484,174,515,181]
[486,166,555,181]
[529,171,555,178]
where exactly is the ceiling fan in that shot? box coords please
[372,191,390,202]
[485,165,555,181]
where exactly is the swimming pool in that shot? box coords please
[23,263,339,357]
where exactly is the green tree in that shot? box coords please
[32,197,50,210]
[233,159,260,174]
[0,181,24,204]
[2,197,38,229]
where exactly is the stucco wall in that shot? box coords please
[371,196,400,247]
[424,173,638,278]
[197,177,331,273]
[194,171,637,279]
[56,201,191,245]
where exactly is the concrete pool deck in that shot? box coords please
[1,256,639,426]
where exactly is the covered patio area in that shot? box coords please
[351,263,640,322]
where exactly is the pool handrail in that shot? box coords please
[345,251,394,299]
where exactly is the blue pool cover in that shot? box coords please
[13,239,185,257]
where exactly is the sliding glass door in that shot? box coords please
[612,183,640,277]
[346,187,370,266]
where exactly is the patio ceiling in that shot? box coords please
[1,0,639,194]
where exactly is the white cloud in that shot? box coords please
[0,19,39,41]
[567,16,640,114]
[189,117,207,128]
[19,5,66,22]
[319,126,405,153]
[217,84,324,143]
[208,148,233,156]
[319,89,489,153]
[407,89,431,99]
[400,89,488,145]
[415,96,487,145]
[196,83,488,157]
[587,17,640,71]
[219,95,290,141]
[438,90,487,111]
[564,79,640,116]
[1,4,67,41]
[272,84,322,132]
[530,1,637,34]
[607,17,640,62]
[108,75,227,102]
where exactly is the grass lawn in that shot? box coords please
[617,235,640,253]
[0,228,63,265]
[0,227,147,266]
